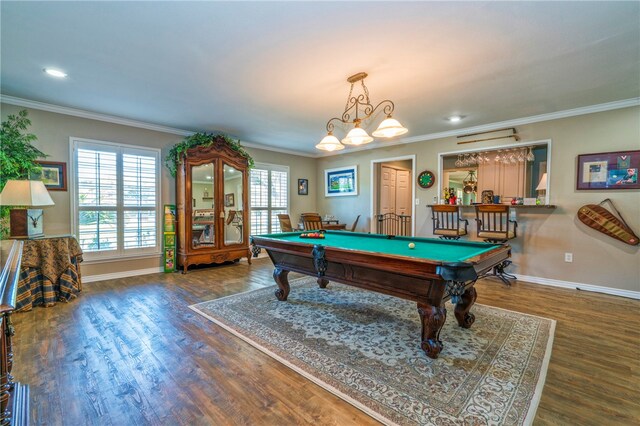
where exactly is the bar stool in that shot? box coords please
[474,204,518,285]
[430,205,468,240]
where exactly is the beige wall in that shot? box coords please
[316,107,640,292]
[3,103,638,292]
[1,104,183,276]
[243,146,317,227]
[0,104,316,277]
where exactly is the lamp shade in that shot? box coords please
[0,180,55,207]
[535,173,548,191]
[315,133,345,152]
[371,116,408,138]
[341,125,373,146]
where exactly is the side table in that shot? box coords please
[15,235,83,312]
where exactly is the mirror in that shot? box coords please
[223,163,244,245]
[191,162,215,249]
[440,142,549,205]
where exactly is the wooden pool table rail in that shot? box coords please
[252,234,511,358]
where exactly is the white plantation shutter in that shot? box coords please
[250,164,289,235]
[123,154,157,249]
[77,149,118,251]
[73,139,160,259]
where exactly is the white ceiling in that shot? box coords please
[1,2,639,156]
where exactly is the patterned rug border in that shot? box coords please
[189,278,556,426]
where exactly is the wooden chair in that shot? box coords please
[277,214,294,232]
[430,205,468,240]
[349,215,361,232]
[474,204,518,285]
[301,213,324,231]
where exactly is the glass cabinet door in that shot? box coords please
[191,162,215,249]
[223,163,244,245]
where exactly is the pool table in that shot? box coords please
[251,231,511,359]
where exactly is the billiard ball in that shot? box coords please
[408,243,416,249]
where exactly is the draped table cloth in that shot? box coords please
[15,235,83,312]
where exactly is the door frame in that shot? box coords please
[370,154,416,235]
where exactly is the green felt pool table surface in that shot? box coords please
[257,231,501,263]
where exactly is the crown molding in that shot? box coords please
[0,94,194,136]
[240,140,316,158]
[3,94,637,159]
[316,97,640,157]
[0,94,316,157]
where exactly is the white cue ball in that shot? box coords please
[408,243,416,249]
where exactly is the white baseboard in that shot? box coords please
[83,267,164,283]
[82,267,639,300]
[516,274,640,300]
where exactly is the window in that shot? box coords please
[71,138,161,260]
[250,163,289,234]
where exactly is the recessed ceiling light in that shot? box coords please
[43,68,67,78]
[447,115,463,123]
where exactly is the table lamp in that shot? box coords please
[535,172,548,204]
[0,180,55,238]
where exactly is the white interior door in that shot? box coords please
[380,166,396,214]
[395,169,412,216]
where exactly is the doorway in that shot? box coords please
[370,155,416,235]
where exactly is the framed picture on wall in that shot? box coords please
[324,165,357,197]
[298,178,308,195]
[224,193,235,207]
[577,150,640,190]
[32,161,67,191]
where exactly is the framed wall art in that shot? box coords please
[33,160,67,191]
[224,193,235,207]
[324,165,357,197]
[298,178,308,195]
[577,150,640,190]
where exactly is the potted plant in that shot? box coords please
[0,109,47,238]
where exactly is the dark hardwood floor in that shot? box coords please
[11,257,640,425]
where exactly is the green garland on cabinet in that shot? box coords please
[164,132,254,177]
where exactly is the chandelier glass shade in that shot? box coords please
[341,122,374,145]
[371,117,409,138]
[315,132,345,151]
[317,72,407,151]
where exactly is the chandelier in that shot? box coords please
[315,72,408,151]
[463,170,477,194]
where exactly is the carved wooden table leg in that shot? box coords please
[317,278,329,288]
[417,302,447,359]
[273,268,290,301]
[454,286,477,328]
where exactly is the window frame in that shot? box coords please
[70,137,162,261]
[250,162,290,235]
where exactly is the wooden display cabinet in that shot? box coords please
[176,139,251,273]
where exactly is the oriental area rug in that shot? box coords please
[190,277,555,426]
